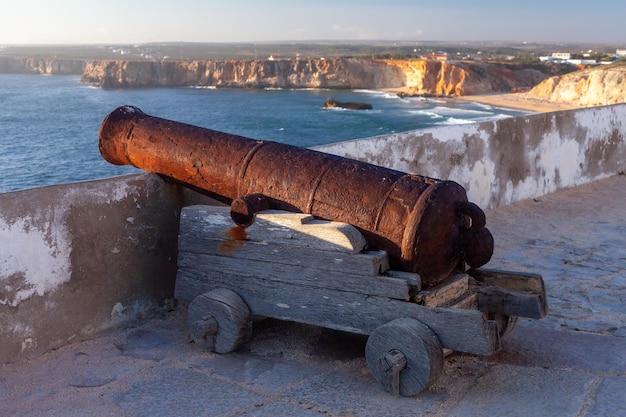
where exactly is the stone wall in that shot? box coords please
[0,174,214,363]
[316,104,626,210]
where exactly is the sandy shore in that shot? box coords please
[456,92,581,113]
[382,87,581,113]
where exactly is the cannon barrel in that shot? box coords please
[99,105,493,286]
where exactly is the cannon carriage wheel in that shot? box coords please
[187,288,253,354]
[365,318,444,396]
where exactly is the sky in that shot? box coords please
[1,0,625,45]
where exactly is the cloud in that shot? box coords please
[331,24,377,39]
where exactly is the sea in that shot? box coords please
[0,74,528,193]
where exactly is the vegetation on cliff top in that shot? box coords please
[1,40,622,62]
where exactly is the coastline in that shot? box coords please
[455,92,581,113]
[381,87,580,113]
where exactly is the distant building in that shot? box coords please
[423,52,448,61]
[539,52,599,66]
[551,52,572,60]
[616,49,626,57]
[567,59,597,66]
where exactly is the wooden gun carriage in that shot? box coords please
[174,206,547,396]
[98,106,548,396]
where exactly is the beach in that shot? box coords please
[456,92,581,113]
[382,86,581,113]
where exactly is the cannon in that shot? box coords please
[99,105,494,286]
[98,106,547,396]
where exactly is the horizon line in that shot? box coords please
[2,39,625,47]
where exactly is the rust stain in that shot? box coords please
[219,226,247,255]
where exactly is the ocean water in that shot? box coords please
[0,74,527,193]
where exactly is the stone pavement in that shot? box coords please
[2,175,625,417]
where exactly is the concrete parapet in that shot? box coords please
[316,104,626,209]
[0,173,213,363]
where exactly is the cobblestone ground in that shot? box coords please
[486,174,626,335]
[2,175,625,417]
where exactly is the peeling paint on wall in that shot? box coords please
[316,104,626,209]
[0,173,210,363]
[0,213,72,307]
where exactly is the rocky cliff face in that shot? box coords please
[526,63,626,106]
[81,58,405,90]
[383,60,548,96]
[80,58,548,95]
[0,57,85,74]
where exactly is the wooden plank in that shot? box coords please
[180,206,366,253]
[384,270,422,292]
[414,274,470,307]
[179,205,390,276]
[179,231,390,277]
[449,293,479,310]
[256,210,367,254]
[472,285,548,319]
[175,267,499,356]
[177,251,411,301]
[468,268,548,319]
[468,268,544,293]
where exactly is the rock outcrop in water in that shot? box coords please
[79,58,549,95]
[526,63,626,106]
[323,98,373,110]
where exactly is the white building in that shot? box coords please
[551,52,572,60]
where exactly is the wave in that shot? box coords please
[473,114,513,122]
[407,96,447,104]
[353,89,408,101]
[468,101,533,115]
[436,117,477,125]
[323,106,348,112]
[406,110,445,119]
[473,102,494,111]
[189,85,217,89]
[429,106,493,117]
[322,106,382,114]
[353,89,384,96]
[435,113,514,126]
[293,87,333,91]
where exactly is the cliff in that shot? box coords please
[0,57,85,74]
[81,58,404,90]
[526,63,626,107]
[80,58,548,95]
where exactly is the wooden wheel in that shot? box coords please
[365,318,443,396]
[187,288,252,354]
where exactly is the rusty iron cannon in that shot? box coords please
[98,105,494,286]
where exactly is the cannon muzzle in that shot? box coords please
[99,105,493,285]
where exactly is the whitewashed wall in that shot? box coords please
[316,104,626,209]
[0,174,212,363]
